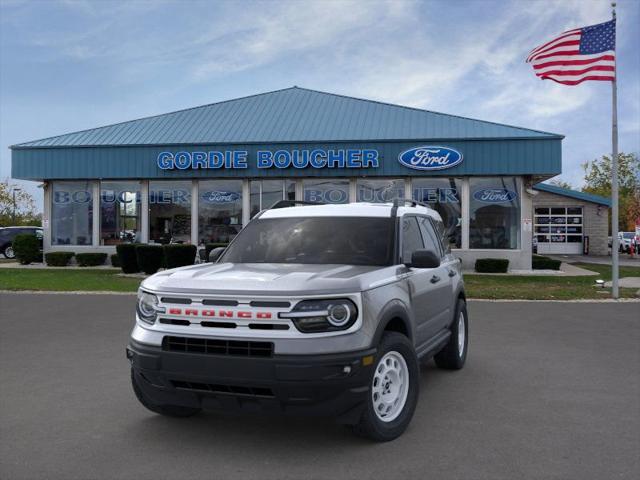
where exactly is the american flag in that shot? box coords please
[526,19,616,85]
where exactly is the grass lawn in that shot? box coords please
[0,268,140,292]
[0,262,638,299]
[464,262,640,300]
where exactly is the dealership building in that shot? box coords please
[10,87,611,269]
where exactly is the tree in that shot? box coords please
[582,153,640,231]
[0,180,41,227]
[547,177,573,190]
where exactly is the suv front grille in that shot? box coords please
[162,336,273,357]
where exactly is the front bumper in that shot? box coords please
[127,339,376,424]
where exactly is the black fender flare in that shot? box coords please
[370,299,413,348]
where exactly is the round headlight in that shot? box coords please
[136,290,160,324]
[327,303,352,327]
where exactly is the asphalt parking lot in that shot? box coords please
[1,294,638,480]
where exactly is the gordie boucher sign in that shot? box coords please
[156,146,463,171]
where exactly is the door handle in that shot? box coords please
[448,269,457,277]
[430,275,441,284]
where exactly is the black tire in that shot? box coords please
[434,299,468,370]
[131,369,201,418]
[352,332,419,442]
[3,244,15,259]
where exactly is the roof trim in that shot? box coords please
[533,183,611,207]
[10,135,559,150]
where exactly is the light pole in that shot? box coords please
[12,188,22,224]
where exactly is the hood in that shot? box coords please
[142,262,397,296]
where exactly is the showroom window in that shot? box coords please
[250,180,286,217]
[469,177,520,249]
[198,180,243,244]
[51,181,93,246]
[303,179,349,204]
[356,178,405,203]
[149,181,192,244]
[413,178,462,248]
[100,181,141,245]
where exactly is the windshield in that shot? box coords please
[622,232,635,239]
[220,217,395,266]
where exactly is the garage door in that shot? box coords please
[535,207,583,254]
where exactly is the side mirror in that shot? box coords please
[208,247,226,263]
[406,249,440,269]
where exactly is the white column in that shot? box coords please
[295,179,303,201]
[461,178,470,250]
[191,180,199,245]
[242,179,250,225]
[92,181,100,247]
[404,177,412,200]
[140,180,149,243]
[349,178,357,202]
[43,182,52,251]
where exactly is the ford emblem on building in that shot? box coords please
[201,191,240,203]
[398,146,463,171]
[473,188,517,203]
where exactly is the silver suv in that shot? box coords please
[127,200,468,441]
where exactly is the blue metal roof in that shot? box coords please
[533,183,611,206]
[12,87,562,148]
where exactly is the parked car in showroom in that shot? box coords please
[0,226,43,259]
[127,200,468,442]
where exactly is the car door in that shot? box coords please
[418,216,454,332]
[401,216,443,348]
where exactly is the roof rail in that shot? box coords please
[392,198,430,209]
[268,200,325,210]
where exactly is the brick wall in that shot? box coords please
[532,191,609,256]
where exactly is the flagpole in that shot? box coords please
[611,1,619,298]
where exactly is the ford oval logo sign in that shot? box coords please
[398,146,463,171]
[473,188,518,203]
[200,191,240,204]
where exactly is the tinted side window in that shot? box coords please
[402,217,424,263]
[418,217,443,258]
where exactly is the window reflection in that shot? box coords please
[100,181,141,245]
[149,181,191,244]
[413,177,462,249]
[469,177,520,249]
[303,179,349,204]
[198,180,243,245]
[51,181,93,245]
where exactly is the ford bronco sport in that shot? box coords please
[127,200,468,441]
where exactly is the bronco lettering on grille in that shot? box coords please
[167,308,272,319]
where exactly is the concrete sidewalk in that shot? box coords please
[548,254,640,267]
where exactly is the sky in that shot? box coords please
[1,0,639,211]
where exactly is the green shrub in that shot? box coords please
[75,253,108,267]
[45,252,75,267]
[116,244,139,273]
[163,244,197,269]
[135,245,164,274]
[110,254,121,268]
[475,258,509,273]
[205,243,228,259]
[13,234,41,265]
[532,255,562,270]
